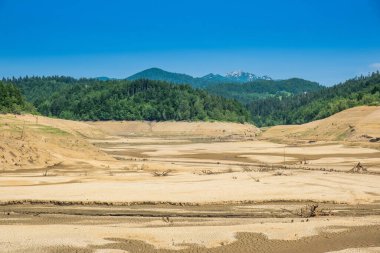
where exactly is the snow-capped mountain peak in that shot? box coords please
[225,70,271,82]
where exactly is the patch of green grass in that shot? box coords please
[36,125,69,136]
[336,130,350,141]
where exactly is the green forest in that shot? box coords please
[205,78,323,104]
[1,72,379,126]
[248,72,380,126]
[11,78,250,122]
[5,76,79,105]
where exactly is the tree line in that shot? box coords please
[4,77,250,122]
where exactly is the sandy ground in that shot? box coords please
[1,214,380,252]
[1,111,380,252]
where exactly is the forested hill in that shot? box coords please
[249,72,380,126]
[127,68,197,86]
[127,68,323,102]
[205,78,323,104]
[0,81,33,114]
[30,79,251,122]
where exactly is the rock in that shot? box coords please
[298,204,318,218]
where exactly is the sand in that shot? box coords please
[1,214,380,252]
[1,108,380,252]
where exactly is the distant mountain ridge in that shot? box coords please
[126,68,272,88]
[126,68,323,104]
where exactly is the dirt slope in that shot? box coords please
[89,121,260,138]
[262,106,380,143]
[0,114,111,170]
[13,114,106,138]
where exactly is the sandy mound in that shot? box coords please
[89,121,260,138]
[0,114,111,170]
[262,106,380,143]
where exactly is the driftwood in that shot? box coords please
[42,161,63,176]
[298,204,318,218]
[162,216,171,223]
[152,170,171,177]
[349,162,367,173]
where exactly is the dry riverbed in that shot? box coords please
[1,117,380,252]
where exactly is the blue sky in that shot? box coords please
[0,0,380,85]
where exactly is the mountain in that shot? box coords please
[248,72,380,126]
[127,68,196,86]
[126,68,273,88]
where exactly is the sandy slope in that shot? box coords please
[261,106,380,143]
[0,114,111,170]
[89,120,260,138]
[12,114,106,138]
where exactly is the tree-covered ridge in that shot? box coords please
[205,78,323,104]
[0,81,33,114]
[36,79,250,122]
[249,72,380,126]
[126,68,274,88]
[8,73,323,112]
[127,68,197,86]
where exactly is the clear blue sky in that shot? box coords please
[1,0,380,85]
